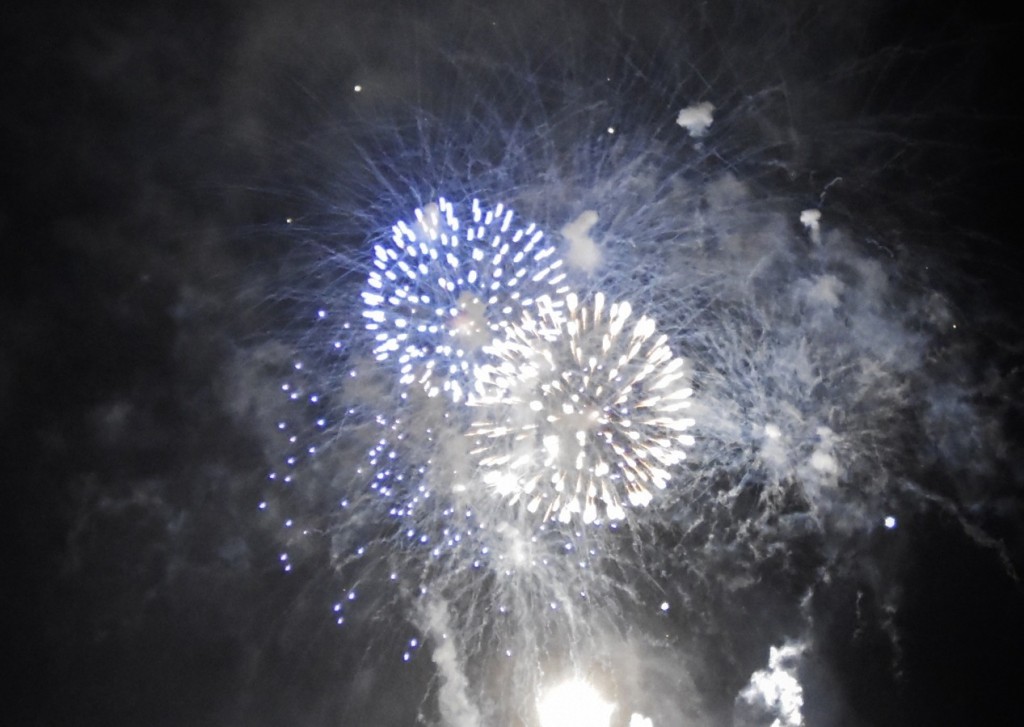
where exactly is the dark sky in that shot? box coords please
[4,1,1023,725]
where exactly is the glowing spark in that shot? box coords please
[468,292,695,524]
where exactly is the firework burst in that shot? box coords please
[362,197,570,403]
[467,292,695,524]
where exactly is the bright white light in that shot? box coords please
[537,679,615,727]
[884,515,897,529]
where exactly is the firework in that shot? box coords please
[467,292,695,524]
[362,197,570,402]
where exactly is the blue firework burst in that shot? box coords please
[362,197,570,402]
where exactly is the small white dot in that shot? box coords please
[884,515,897,529]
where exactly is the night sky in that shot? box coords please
[4,1,1023,725]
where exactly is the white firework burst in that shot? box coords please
[467,292,696,524]
[362,197,570,402]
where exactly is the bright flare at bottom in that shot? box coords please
[537,679,615,727]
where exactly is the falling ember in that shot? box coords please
[467,292,695,524]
